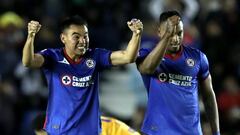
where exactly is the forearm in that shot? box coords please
[125,32,141,62]
[203,91,220,134]
[22,35,35,67]
[110,33,141,65]
[110,19,142,65]
[138,36,170,74]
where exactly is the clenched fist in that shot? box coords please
[28,20,41,37]
[127,18,143,34]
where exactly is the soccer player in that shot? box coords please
[136,11,220,135]
[22,15,143,135]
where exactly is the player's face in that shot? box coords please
[159,20,184,53]
[61,24,89,57]
[168,21,183,53]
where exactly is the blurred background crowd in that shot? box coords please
[0,0,240,134]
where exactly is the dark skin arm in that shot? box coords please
[137,16,180,74]
[201,74,220,134]
[137,34,170,74]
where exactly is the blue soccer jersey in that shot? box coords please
[137,45,209,135]
[39,47,112,135]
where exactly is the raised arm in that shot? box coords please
[110,19,143,66]
[201,74,220,135]
[22,20,44,68]
[137,34,171,74]
[137,16,180,74]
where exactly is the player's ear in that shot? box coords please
[60,33,65,44]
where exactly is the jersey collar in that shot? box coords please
[63,48,82,64]
[164,45,183,60]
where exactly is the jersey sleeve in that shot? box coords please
[136,48,151,66]
[37,48,55,69]
[198,52,210,80]
[135,48,152,90]
[95,48,112,68]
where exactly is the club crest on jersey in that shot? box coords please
[61,75,71,85]
[186,58,195,67]
[86,59,95,68]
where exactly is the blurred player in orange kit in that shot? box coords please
[33,113,141,135]
[101,116,141,135]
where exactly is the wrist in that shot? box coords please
[133,30,142,36]
[28,33,36,38]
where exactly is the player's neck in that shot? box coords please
[72,55,82,62]
[63,48,82,63]
[166,46,182,55]
[164,46,183,60]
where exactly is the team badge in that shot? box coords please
[86,59,95,68]
[61,75,71,85]
[186,58,195,67]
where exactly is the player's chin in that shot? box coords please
[169,45,180,52]
[75,50,85,56]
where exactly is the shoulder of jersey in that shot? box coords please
[184,45,201,53]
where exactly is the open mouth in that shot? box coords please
[77,46,85,50]
[76,46,87,54]
[170,44,180,47]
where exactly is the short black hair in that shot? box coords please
[159,10,182,24]
[60,15,88,32]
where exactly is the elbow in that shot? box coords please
[124,56,137,64]
[141,69,155,74]
[138,67,155,74]
[138,62,156,74]
[22,62,30,67]
[128,57,137,64]
[22,60,31,67]
[123,55,137,64]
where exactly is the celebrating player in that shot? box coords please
[136,10,220,135]
[22,15,143,134]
